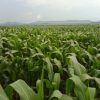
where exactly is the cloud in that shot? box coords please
[0,0,100,23]
[18,0,100,7]
[36,14,41,19]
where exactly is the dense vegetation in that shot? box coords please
[0,24,100,100]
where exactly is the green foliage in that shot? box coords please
[0,24,100,99]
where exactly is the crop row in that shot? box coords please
[0,25,100,100]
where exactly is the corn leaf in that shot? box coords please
[9,80,37,100]
[0,85,9,100]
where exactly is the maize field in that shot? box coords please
[0,24,100,100]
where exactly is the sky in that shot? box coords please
[0,0,100,23]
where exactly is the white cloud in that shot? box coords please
[17,0,100,14]
[36,14,41,19]
[17,0,47,6]
[18,0,100,7]
[0,0,100,22]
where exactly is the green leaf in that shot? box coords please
[67,54,86,76]
[36,68,44,100]
[54,58,63,73]
[32,53,44,58]
[84,50,93,61]
[94,77,100,88]
[80,74,92,82]
[80,74,100,88]
[68,75,87,100]
[49,90,62,100]
[52,73,60,90]
[36,80,44,100]
[49,90,73,100]
[59,95,73,100]
[0,85,9,100]
[9,80,37,100]
[66,79,73,95]
[44,57,54,81]
[5,86,13,100]
[85,87,96,100]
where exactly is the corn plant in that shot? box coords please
[0,24,100,99]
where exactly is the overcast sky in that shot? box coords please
[0,0,100,23]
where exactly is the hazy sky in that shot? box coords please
[0,0,100,23]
